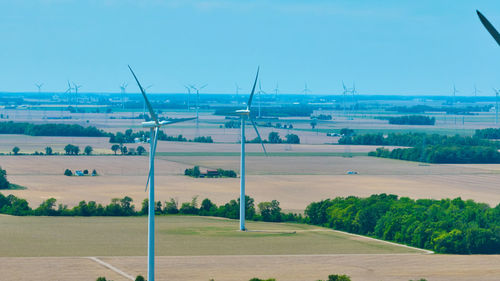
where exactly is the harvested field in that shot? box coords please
[3,155,500,212]
[2,254,500,281]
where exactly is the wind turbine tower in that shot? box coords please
[272,83,279,100]
[128,65,196,281]
[494,89,499,125]
[234,67,267,231]
[235,83,242,104]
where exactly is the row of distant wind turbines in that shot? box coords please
[127,65,266,281]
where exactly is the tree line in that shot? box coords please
[247,132,300,144]
[0,193,299,223]
[384,115,435,125]
[339,132,497,147]
[369,145,500,164]
[0,121,108,137]
[109,128,213,143]
[304,194,500,254]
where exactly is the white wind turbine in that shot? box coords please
[257,80,266,119]
[128,65,196,281]
[234,67,267,231]
[190,84,207,137]
[35,83,43,94]
[120,82,128,109]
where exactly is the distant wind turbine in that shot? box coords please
[190,84,207,137]
[235,83,242,103]
[302,83,311,95]
[257,80,266,119]
[128,65,196,281]
[120,82,128,109]
[473,84,481,97]
[73,82,82,107]
[272,83,279,100]
[64,81,73,104]
[494,88,499,125]
[35,83,44,94]
[234,66,267,231]
[184,85,191,110]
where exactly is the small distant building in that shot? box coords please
[346,171,358,175]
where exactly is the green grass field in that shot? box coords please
[0,215,420,257]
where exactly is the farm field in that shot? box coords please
[2,155,500,213]
[0,215,420,257]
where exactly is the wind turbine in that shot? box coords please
[257,80,266,119]
[120,82,128,109]
[128,65,196,281]
[272,83,279,100]
[235,83,242,103]
[473,84,481,97]
[190,84,207,137]
[302,83,311,95]
[342,81,349,117]
[35,83,43,94]
[184,85,191,110]
[73,82,82,107]
[494,88,499,125]
[234,67,267,231]
[64,81,73,104]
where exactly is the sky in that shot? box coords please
[0,0,499,96]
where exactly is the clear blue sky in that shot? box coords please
[0,0,499,95]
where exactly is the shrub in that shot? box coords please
[64,169,73,176]
[12,146,20,155]
[135,276,145,281]
[45,146,53,155]
[137,146,146,155]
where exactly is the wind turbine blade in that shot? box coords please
[200,84,208,90]
[160,117,197,125]
[477,10,500,47]
[247,66,260,107]
[128,65,158,124]
[145,127,160,192]
[250,118,267,156]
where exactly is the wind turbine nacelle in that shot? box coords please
[235,109,250,115]
[141,121,157,128]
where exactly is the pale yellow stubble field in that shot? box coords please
[2,155,500,212]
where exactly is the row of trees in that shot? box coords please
[305,194,500,254]
[184,166,237,178]
[387,115,435,125]
[248,132,300,144]
[0,121,108,137]
[475,128,500,139]
[110,144,146,155]
[339,132,497,148]
[0,192,298,223]
[109,128,213,143]
[369,145,500,164]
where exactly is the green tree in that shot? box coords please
[285,134,300,144]
[0,166,10,189]
[12,146,20,155]
[135,276,145,281]
[310,120,317,129]
[84,145,93,155]
[268,132,281,143]
[45,146,53,155]
[121,146,128,155]
[64,169,73,176]
[258,200,282,222]
[111,144,120,155]
[137,145,146,155]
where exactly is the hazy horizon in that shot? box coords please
[0,0,499,95]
